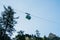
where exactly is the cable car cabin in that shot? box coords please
[25,13,31,20]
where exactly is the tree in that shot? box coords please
[16,30,25,40]
[36,30,40,37]
[1,5,18,36]
[0,26,11,40]
[48,33,60,40]
[43,35,48,40]
[0,5,18,40]
[17,30,24,36]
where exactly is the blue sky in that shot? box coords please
[0,0,60,38]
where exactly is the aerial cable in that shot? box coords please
[12,9,59,24]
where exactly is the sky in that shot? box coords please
[0,0,60,38]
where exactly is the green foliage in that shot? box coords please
[36,30,40,37]
[18,30,24,35]
[1,6,17,36]
[15,32,60,40]
[16,35,25,40]
[0,5,18,40]
[0,27,11,40]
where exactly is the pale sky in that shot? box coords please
[0,0,60,38]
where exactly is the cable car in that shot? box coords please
[25,13,31,20]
